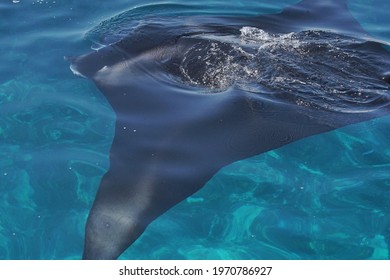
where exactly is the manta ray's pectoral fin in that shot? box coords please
[82,169,148,260]
[82,140,220,260]
[254,0,367,36]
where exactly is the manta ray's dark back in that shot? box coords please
[71,0,390,259]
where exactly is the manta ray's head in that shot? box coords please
[69,46,126,79]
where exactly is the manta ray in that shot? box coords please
[70,0,390,259]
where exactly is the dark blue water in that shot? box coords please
[0,0,389,260]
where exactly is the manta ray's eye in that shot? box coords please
[382,72,390,84]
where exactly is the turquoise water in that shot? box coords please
[0,0,389,259]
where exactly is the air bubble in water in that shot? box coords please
[12,0,21,3]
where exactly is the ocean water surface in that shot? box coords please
[0,0,389,259]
